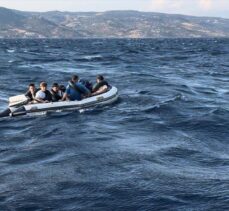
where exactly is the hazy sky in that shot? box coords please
[1,0,229,18]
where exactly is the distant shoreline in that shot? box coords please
[1,7,229,39]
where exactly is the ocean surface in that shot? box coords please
[0,38,229,210]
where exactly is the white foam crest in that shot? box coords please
[83,54,103,60]
[7,49,15,53]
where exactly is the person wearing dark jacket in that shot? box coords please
[25,83,38,102]
[50,83,63,102]
[92,75,110,96]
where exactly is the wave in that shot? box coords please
[143,94,185,113]
[6,49,15,53]
[0,38,229,210]
[83,54,103,60]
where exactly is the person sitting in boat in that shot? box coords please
[59,84,66,93]
[35,82,52,103]
[79,78,93,92]
[92,75,110,96]
[25,83,37,102]
[62,75,91,101]
[50,83,63,102]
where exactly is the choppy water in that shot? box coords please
[0,38,229,210]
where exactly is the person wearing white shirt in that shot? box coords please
[35,82,52,103]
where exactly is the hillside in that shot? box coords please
[0,7,229,38]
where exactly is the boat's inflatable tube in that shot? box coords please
[5,86,118,117]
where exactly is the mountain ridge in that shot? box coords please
[0,7,229,38]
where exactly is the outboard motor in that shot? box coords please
[0,108,11,118]
[0,106,27,118]
[10,106,27,117]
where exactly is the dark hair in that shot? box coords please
[52,83,59,88]
[72,75,79,81]
[29,83,35,87]
[40,82,47,87]
[97,75,104,81]
[59,85,66,92]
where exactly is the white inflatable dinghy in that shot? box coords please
[0,86,118,118]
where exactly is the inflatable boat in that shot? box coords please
[0,86,118,118]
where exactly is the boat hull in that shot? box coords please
[10,86,118,117]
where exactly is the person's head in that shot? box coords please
[40,82,47,92]
[71,75,79,83]
[52,83,59,92]
[59,85,66,93]
[96,75,104,83]
[28,83,35,92]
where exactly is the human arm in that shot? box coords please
[61,93,70,101]
[61,86,71,101]
[91,85,108,96]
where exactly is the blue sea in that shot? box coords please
[0,38,229,210]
